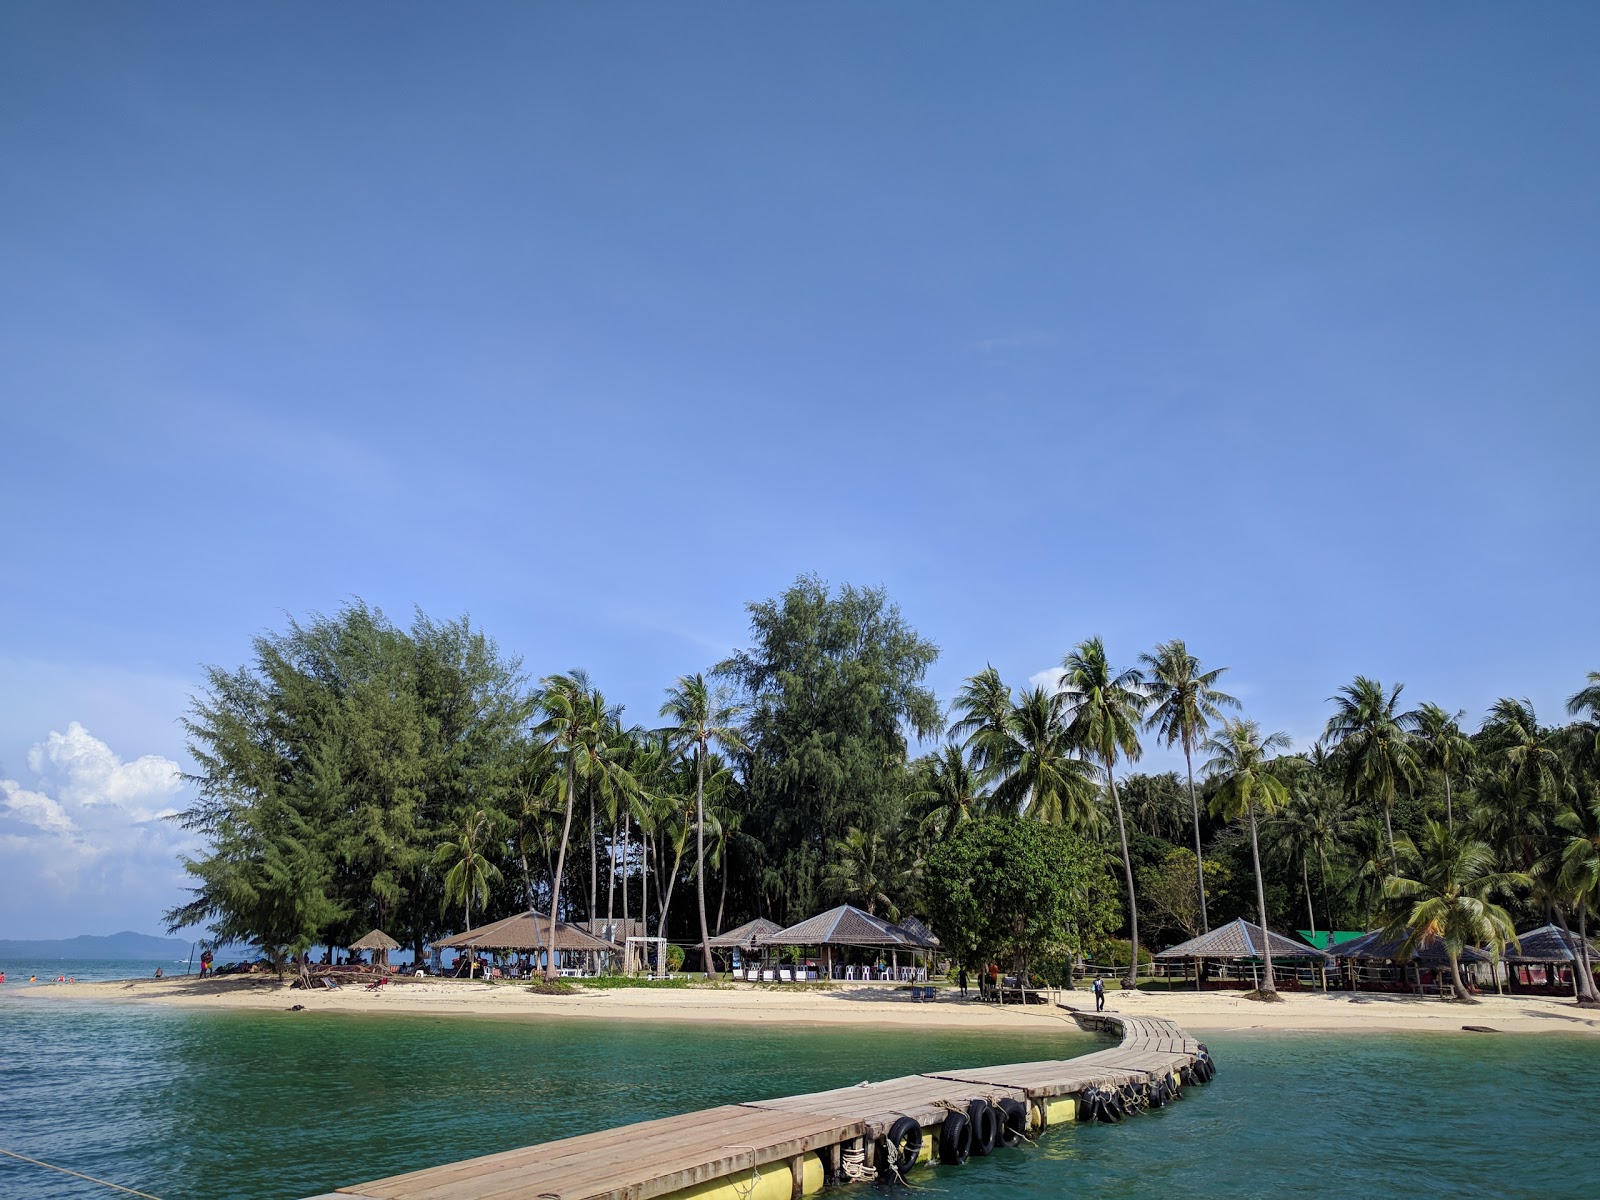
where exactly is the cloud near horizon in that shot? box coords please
[0,722,195,937]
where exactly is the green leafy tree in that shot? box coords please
[1381,821,1525,1002]
[1060,636,1148,987]
[1324,676,1420,860]
[824,826,908,918]
[1140,640,1237,931]
[717,576,940,922]
[660,672,746,974]
[1204,718,1293,999]
[436,808,503,931]
[1138,847,1230,942]
[925,816,1109,980]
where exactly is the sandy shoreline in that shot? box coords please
[12,975,1600,1036]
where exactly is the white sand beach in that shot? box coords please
[15,974,1600,1036]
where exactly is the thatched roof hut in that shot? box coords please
[349,930,401,953]
[707,917,782,952]
[431,911,618,955]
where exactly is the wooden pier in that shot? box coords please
[306,1007,1205,1200]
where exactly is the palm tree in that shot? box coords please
[436,808,503,932]
[1204,719,1293,999]
[1060,636,1147,988]
[1554,725,1600,1007]
[1323,676,1420,860]
[909,744,987,841]
[1482,698,1560,802]
[1567,670,1600,731]
[1140,640,1237,931]
[949,665,1015,782]
[1381,821,1525,1002]
[1411,702,1474,830]
[660,673,746,975]
[534,671,596,979]
[994,686,1099,827]
[824,826,903,918]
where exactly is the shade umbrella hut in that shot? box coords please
[431,911,619,977]
[763,905,935,981]
[349,929,400,968]
[1154,918,1330,991]
[1323,928,1493,995]
[1503,924,1600,998]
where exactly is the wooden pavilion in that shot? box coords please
[1154,918,1330,990]
[1503,924,1600,998]
[763,904,935,981]
[431,911,619,976]
[1323,928,1494,994]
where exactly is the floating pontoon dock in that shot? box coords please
[305,1008,1207,1200]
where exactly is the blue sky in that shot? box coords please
[2,4,1596,939]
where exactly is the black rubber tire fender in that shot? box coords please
[938,1111,971,1165]
[1102,1091,1125,1123]
[889,1113,928,1177]
[996,1097,1027,1146]
[967,1100,1000,1157]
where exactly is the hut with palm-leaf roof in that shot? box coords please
[707,917,781,972]
[431,911,619,977]
[349,929,401,967]
[1323,927,1494,995]
[1503,924,1600,998]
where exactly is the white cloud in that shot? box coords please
[27,720,182,811]
[0,779,74,835]
[0,724,195,913]
[1027,666,1067,693]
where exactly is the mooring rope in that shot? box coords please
[0,1148,164,1199]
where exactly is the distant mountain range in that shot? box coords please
[0,931,195,960]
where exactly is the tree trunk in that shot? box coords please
[1444,773,1454,832]
[1382,791,1397,864]
[546,757,577,981]
[1317,846,1334,940]
[1302,855,1317,940]
[1247,805,1276,994]
[1570,905,1600,1007]
[1106,764,1141,989]
[659,844,684,974]
[716,853,728,936]
[1183,740,1209,932]
[621,817,631,960]
[695,744,713,975]
[588,784,598,973]
[1447,950,1474,1002]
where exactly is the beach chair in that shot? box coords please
[320,977,340,991]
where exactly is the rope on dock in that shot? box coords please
[0,1148,165,1199]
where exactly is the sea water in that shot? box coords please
[1,991,1596,1200]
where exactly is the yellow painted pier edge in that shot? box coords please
[312,1008,1206,1200]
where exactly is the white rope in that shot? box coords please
[0,1148,164,1199]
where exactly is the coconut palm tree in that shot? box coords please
[1381,821,1525,1002]
[1323,676,1420,860]
[1567,670,1600,731]
[1140,640,1238,931]
[948,665,1016,782]
[1481,698,1560,802]
[1554,725,1600,1007]
[994,686,1099,828]
[660,672,747,975]
[1411,703,1474,830]
[1060,636,1147,987]
[436,808,502,932]
[534,671,597,979]
[909,743,987,840]
[1203,719,1293,999]
[824,826,903,919]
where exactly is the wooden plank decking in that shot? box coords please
[310,1007,1203,1200]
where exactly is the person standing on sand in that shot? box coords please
[1093,974,1105,1012]
[957,966,968,997]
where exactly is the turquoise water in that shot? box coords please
[0,958,197,985]
[1,992,1596,1200]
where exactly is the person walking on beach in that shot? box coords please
[1093,974,1105,1012]
[957,966,968,997]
